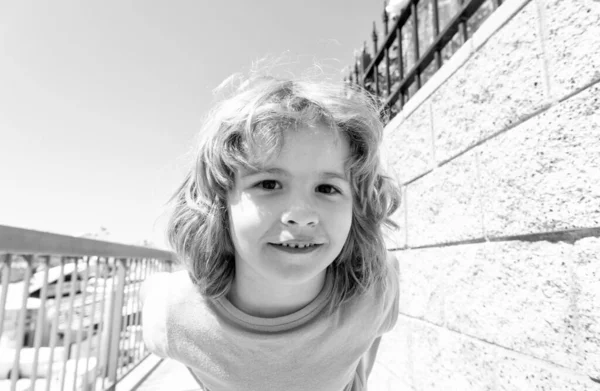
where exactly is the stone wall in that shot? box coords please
[370,0,600,389]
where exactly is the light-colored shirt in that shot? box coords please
[141,255,399,391]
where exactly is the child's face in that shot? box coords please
[227,125,353,287]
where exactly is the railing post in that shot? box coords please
[411,0,421,88]
[383,6,391,97]
[372,22,380,96]
[432,0,442,69]
[0,254,11,339]
[459,0,468,44]
[105,258,126,390]
[11,255,33,391]
[361,42,369,88]
[396,24,405,108]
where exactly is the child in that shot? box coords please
[141,75,401,391]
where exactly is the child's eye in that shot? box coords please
[316,184,340,194]
[255,180,281,190]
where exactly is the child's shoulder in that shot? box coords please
[379,250,400,333]
[381,250,399,299]
[141,270,202,358]
[387,250,399,273]
[141,269,191,296]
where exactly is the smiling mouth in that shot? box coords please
[271,243,321,249]
[268,243,323,253]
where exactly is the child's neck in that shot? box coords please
[226,270,327,318]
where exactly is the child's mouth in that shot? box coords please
[268,243,322,254]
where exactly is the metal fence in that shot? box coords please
[0,225,174,391]
[347,0,503,122]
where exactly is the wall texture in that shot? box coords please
[370,0,600,389]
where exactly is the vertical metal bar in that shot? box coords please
[139,259,146,360]
[133,259,141,363]
[118,258,129,376]
[59,257,80,391]
[383,5,389,36]
[140,259,152,358]
[11,255,33,391]
[45,257,66,391]
[397,24,405,108]
[383,6,391,97]
[100,257,117,390]
[134,258,145,363]
[460,20,468,44]
[107,258,126,387]
[0,254,12,339]
[384,47,391,96]
[120,258,131,375]
[432,0,442,69]
[30,256,51,389]
[412,0,421,88]
[372,21,378,60]
[458,0,468,44]
[372,22,380,97]
[129,258,138,367]
[72,256,91,391]
[93,257,110,391]
[83,256,101,389]
[126,258,138,371]
[361,44,368,88]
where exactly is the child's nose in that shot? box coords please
[281,207,319,227]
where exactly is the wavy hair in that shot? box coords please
[167,76,401,312]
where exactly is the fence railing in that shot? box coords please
[0,225,174,391]
[346,0,502,122]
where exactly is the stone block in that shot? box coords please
[443,240,581,370]
[382,317,499,391]
[376,316,417,387]
[384,102,434,185]
[478,84,600,236]
[394,246,458,325]
[368,361,414,391]
[541,0,600,100]
[406,152,483,247]
[412,327,498,391]
[496,355,600,390]
[574,237,600,380]
[430,0,546,163]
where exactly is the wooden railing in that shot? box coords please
[0,225,174,391]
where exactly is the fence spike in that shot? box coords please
[372,21,378,55]
[383,3,389,36]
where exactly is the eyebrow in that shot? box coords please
[239,167,289,179]
[239,167,348,182]
[319,171,348,182]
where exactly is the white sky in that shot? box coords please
[0,0,383,249]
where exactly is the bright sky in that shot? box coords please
[0,1,383,249]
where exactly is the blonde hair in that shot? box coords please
[167,76,401,311]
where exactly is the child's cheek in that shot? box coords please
[228,192,277,232]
